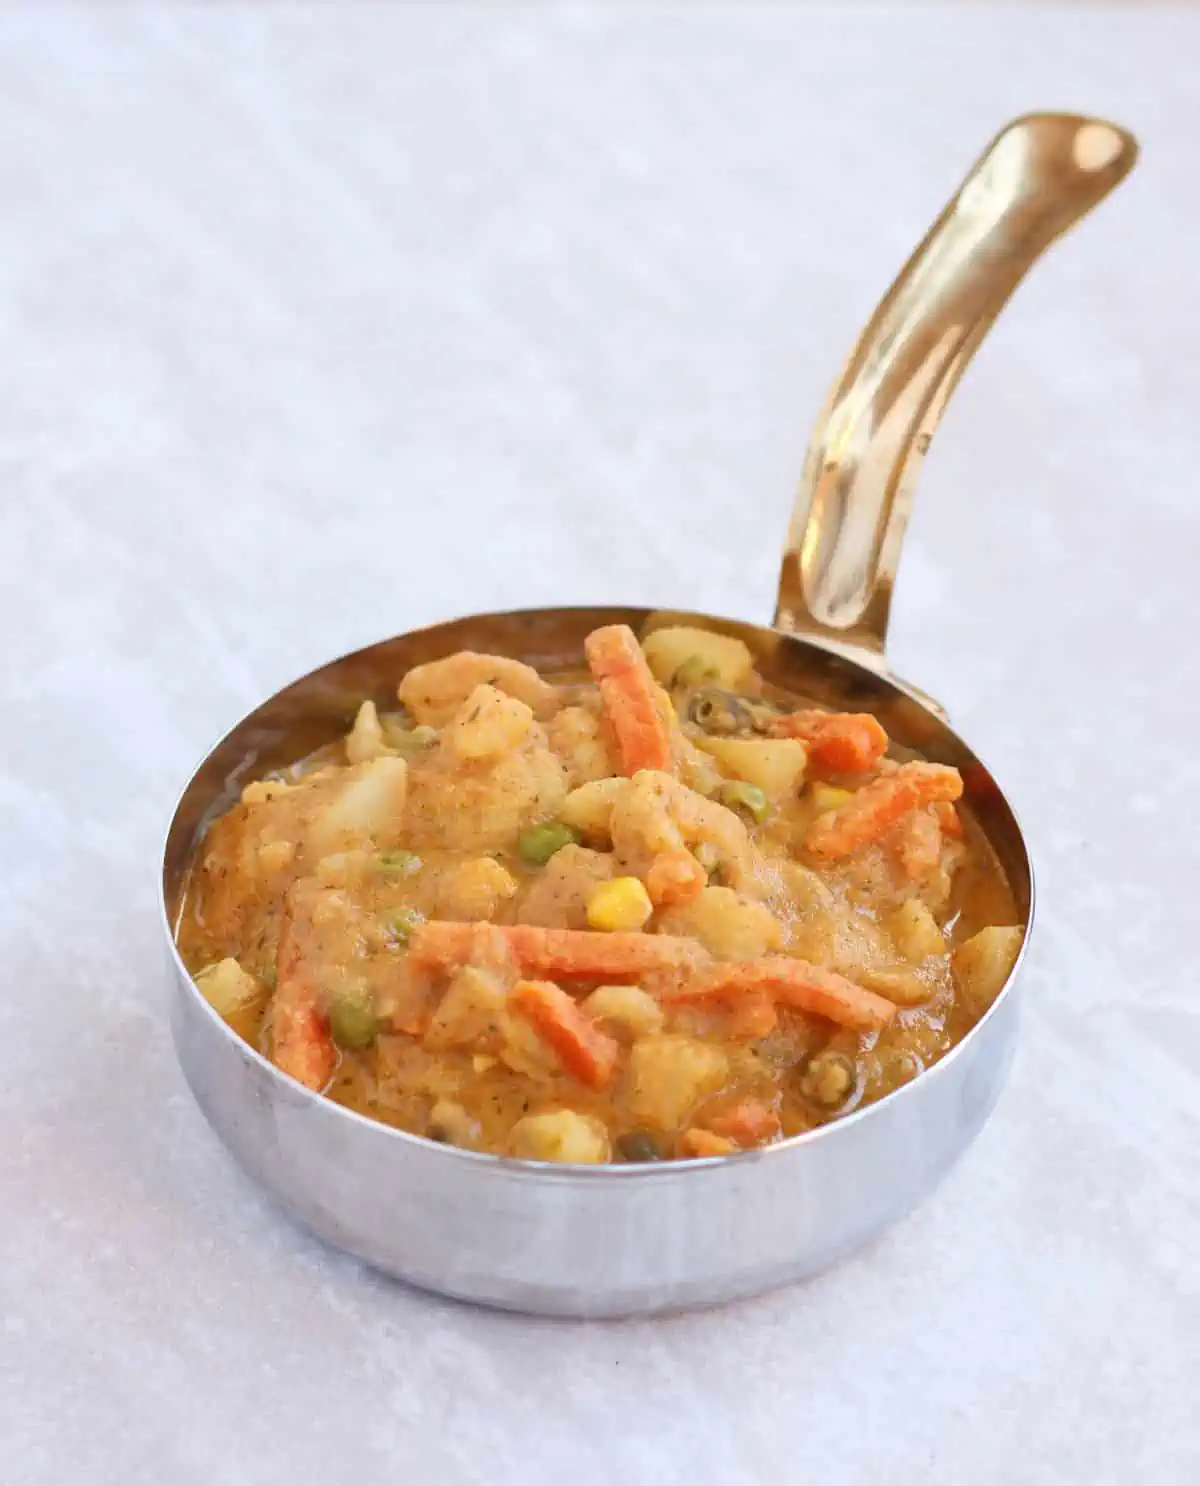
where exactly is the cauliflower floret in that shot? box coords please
[446,684,535,762]
[887,898,947,963]
[437,856,519,921]
[404,741,568,853]
[628,1035,730,1129]
[307,755,409,856]
[345,700,394,765]
[508,1110,610,1163]
[399,651,560,726]
[516,845,614,930]
[582,985,664,1041]
[610,771,751,885]
[546,704,617,786]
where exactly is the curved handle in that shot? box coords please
[774,113,1138,659]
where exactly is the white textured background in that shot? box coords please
[1,5,1197,1483]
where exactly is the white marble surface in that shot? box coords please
[2,5,1197,1482]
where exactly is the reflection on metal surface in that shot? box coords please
[774,113,1137,661]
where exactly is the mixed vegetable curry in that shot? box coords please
[177,623,1024,1164]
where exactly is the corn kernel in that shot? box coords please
[586,876,654,932]
[809,783,854,814]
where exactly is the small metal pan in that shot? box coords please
[161,115,1136,1316]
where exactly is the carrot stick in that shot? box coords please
[584,624,673,776]
[706,1099,781,1145]
[411,920,710,981]
[805,761,963,860]
[271,903,336,1091]
[770,709,888,774]
[645,848,707,908]
[662,956,896,1032]
[510,980,621,1089]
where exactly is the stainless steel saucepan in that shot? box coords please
[160,114,1136,1316]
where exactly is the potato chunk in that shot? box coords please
[425,965,508,1050]
[307,755,408,855]
[641,626,753,688]
[509,1110,610,1163]
[952,925,1024,1015]
[696,736,808,798]
[559,777,627,843]
[628,1035,730,1129]
[194,958,261,1017]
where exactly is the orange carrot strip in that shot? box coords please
[271,905,336,1091]
[706,1099,781,1146]
[679,1129,738,1158]
[411,920,710,981]
[645,848,707,908]
[510,980,621,1089]
[770,709,888,774]
[804,761,963,860]
[584,624,673,776]
[663,957,896,1033]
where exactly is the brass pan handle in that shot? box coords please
[774,113,1138,661]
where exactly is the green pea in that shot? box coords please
[385,907,425,945]
[518,821,581,866]
[616,1130,666,1163]
[719,780,771,824]
[328,994,378,1051]
[671,654,720,689]
[376,849,423,876]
